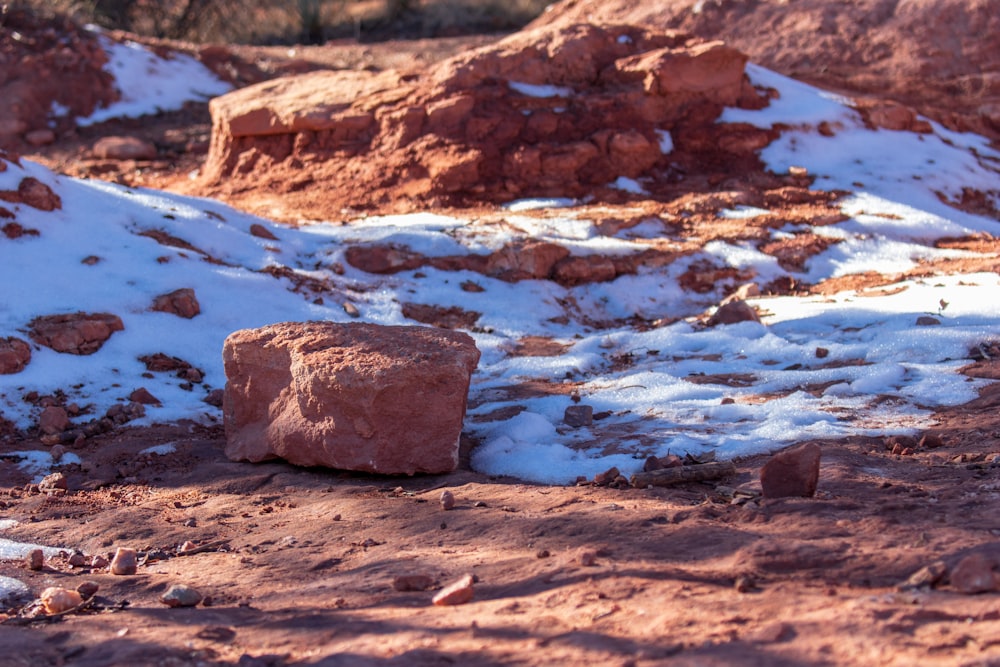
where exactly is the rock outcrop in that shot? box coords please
[29,312,124,355]
[0,9,116,147]
[223,321,480,475]
[201,23,770,218]
[530,0,1000,141]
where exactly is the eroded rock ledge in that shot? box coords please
[201,23,773,218]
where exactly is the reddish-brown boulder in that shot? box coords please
[29,312,124,355]
[38,406,70,435]
[0,336,31,374]
[0,177,61,211]
[708,299,761,326]
[93,136,158,161]
[760,442,822,498]
[223,322,480,475]
[151,288,201,319]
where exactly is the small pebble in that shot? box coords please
[440,490,456,511]
[68,552,87,567]
[432,574,475,606]
[536,549,551,559]
[578,549,598,567]
[160,584,203,608]
[26,548,44,571]
[91,555,109,569]
[110,547,137,575]
[40,587,83,614]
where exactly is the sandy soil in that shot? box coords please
[6,34,1000,667]
[3,365,1000,666]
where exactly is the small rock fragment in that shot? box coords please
[110,547,138,575]
[26,549,44,571]
[915,316,941,326]
[709,299,760,326]
[564,404,593,428]
[249,223,278,240]
[734,575,756,593]
[129,387,161,405]
[898,560,948,590]
[432,574,475,606]
[93,136,157,161]
[343,302,360,318]
[76,581,100,599]
[40,587,83,614]
[68,552,87,567]
[536,549,551,559]
[951,553,999,594]
[49,444,67,462]
[578,549,598,566]
[91,555,109,569]
[760,442,821,499]
[593,467,620,486]
[39,472,68,493]
[161,584,203,608]
[440,490,456,510]
[393,574,435,592]
[815,347,829,358]
[748,621,793,644]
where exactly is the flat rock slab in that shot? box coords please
[223,322,480,475]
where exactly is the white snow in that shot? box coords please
[1,54,999,486]
[78,33,232,125]
[508,81,575,98]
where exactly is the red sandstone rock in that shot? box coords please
[0,9,116,143]
[129,387,162,405]
[249,223,279,240]
[950,553,999,594]
[529,0,1000,142]
[29,312,124,355]
[760,442,822,499]
[198,23,758,217]
[708,299,761,326]
[110,547,137,575]
[0,177,61,211]
[0,336,31,374]
[93,136,158,161]
[432,574,475,606]
[223,322,480,475]
[151,288,201,319]
[39,406,69,435]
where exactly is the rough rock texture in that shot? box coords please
[0,176,62,211]
[223,321,480,475]
[200,23,768,217]
[93,136,158,161]
[151,288,201,319]
[28,312,124,355]
[0,9,116,147]
[760,442,822,499]
[0,336,31,374]
[530,0,1000,141]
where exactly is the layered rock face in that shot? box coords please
[223,322,480,475]
[529,0,1000,141]
[201,23,769,218]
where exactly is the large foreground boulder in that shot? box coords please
[223,322,480,475]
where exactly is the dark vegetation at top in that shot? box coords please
[5,0,552,44]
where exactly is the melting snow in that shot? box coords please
[1,54,999,485]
